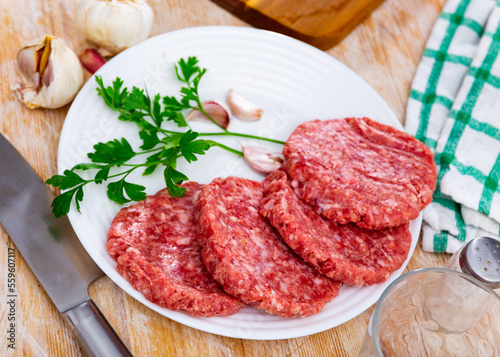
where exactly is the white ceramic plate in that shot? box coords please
[58,26,420,340]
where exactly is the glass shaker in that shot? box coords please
[424,236,500,333]
[444,236,500,291]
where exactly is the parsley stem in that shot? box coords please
[158,128,285,145]
[199,131,286,145]
[95,167,136,182]
[206,141,243,157]
[136,148,163,155]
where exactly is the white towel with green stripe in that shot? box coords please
[406,0,500,253]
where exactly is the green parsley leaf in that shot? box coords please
[71,163,105,171]
[46,170,85,190]
[160,132,184,148]
[179,86,198,102]
[181,140,211,163]
[151,94,163,127]
[142,152,162,176]
[160,146,181,166]
[122,87,150,112]
[162,96,189,111]
[118,110,146,125]
[50,189,77,218]
[96,76,128,111]
[164,166,188,197]
[123,181,147,202]
[192,68,206,91]
[88,138,136,165]
[173,112,188,127]
[75,187,84,212]
[106,180,129,204]
[142,164,157,176]
[107,179,146,205]
[95,165,111,184]
[178,130,211,163]
[139,129,161,150]
[175,57,200,83]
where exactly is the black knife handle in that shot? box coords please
[62,300,133,357]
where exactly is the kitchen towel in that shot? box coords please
[406,0,500,253]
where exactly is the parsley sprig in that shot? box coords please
[47,56,285,218]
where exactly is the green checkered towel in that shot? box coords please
[406,0,500,253]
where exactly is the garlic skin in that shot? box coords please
[80,48,106,74]
[75,0,154,56]
[226,89,263,121]
[186,100,231,130]
[13,35,84,109]
[242,146,284,174]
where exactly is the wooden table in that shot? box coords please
[0,0,449,356]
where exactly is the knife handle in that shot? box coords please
[62,300,133,357]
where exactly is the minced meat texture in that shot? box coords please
[282,117,437,229]
[194,177,342,318]
[106,182,246,317]
[260,170,412,287]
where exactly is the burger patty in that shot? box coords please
[282,117,437,229]
[260,170,412,287]
[106,182,246,317]
[194,177,342,318]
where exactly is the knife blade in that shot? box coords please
[0,133,133,357]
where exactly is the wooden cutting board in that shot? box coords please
[210,0,385,49]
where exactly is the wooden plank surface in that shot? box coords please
[0,0,448,356]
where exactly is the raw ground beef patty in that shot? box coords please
[283,117,437,229]
[260,170,412,287]
[106,182,245,317]
[194,177,341,318]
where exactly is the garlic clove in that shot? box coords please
[242,146,284,174]
[12,35,84,109]
[37,36,53,83]
[16,43,42,85]
[226,89,263,121]
[75,0,154,56]
[186,100,231,130]
[79,48,106,74]
[41,52,55,87]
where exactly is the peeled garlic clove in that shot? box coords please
[242,146,284,174]
[79,48,106,74]
[12,35,84,109]
[226,89,263,121]
[186,100,231,130]
[75,0,154,56]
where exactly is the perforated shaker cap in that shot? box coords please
[460,236,500,289]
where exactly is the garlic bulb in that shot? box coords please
[12,35,84,109]
[75,0,154,55]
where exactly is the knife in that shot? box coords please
[0,133,133,357]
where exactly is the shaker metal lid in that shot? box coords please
[460,236,500,289]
